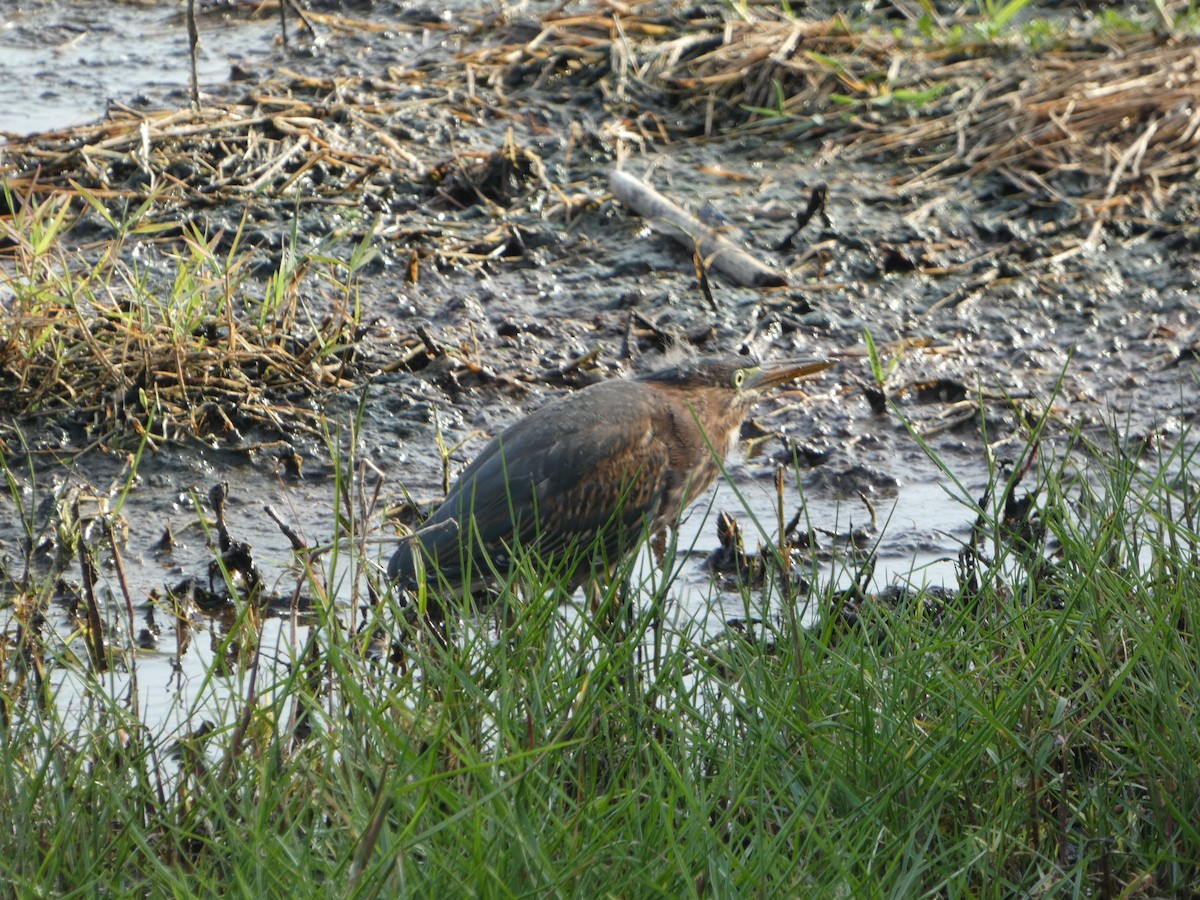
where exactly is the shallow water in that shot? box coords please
[0,428,983,735]
[0,1,275,135]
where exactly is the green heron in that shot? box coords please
[387,354,833,609]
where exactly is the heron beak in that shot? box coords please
[747,358,836,391]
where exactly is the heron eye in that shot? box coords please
[732,369,746,389]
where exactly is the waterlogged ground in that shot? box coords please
[0,0,278,135]
[1,0,1198,730]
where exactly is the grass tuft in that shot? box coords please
[0,185,367,452]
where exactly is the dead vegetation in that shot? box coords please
[3,6,1196,220]
[477,8,1200,220]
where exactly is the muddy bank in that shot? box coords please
[1,0,1198,638]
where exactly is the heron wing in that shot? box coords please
[394,382,673,585]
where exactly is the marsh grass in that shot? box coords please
[2,410,1198,896]
[0,184,366,451]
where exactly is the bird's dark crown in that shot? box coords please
[636,355,756,390]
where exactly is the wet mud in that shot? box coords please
[1,0,1198,719]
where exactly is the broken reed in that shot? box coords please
[464,6,1198,217]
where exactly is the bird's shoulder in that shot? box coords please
[458,380,668,480]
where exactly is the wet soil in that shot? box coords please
[0,0,278,135]
[1,0,1198,722]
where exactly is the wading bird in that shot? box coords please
[388,354,833,618]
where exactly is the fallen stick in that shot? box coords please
[608,168,787,288]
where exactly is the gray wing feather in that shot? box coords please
[389,382,670,587]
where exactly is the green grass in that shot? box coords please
[2,411,1198,896]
